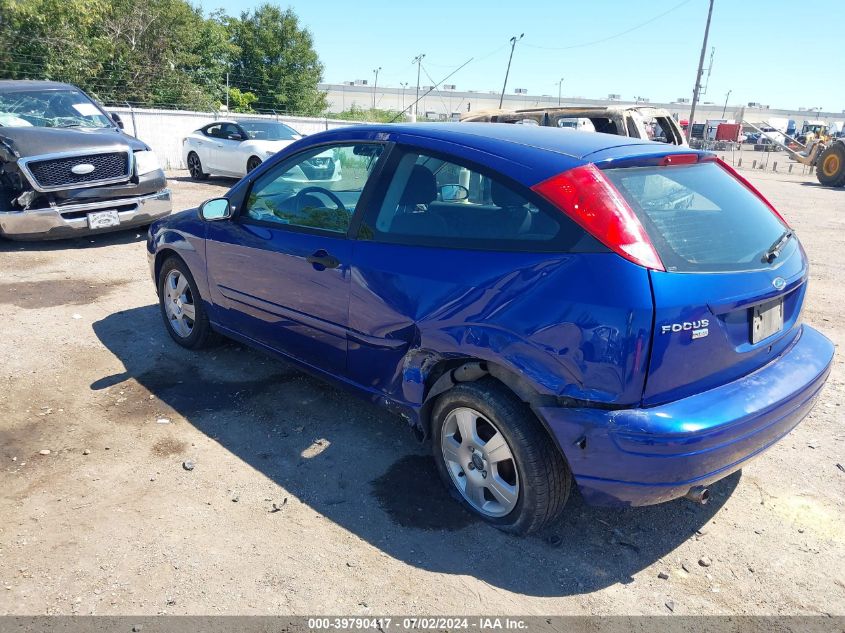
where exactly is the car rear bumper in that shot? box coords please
[0,189,172,240]
[536,324,834,506]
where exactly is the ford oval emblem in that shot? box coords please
[772,277,786,290]
[71,163,96,175]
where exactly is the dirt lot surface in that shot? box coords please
[1,168,843,616]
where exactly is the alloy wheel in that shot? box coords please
[188,153,203,179]
[163,269,196,338]
[440,407,520,517]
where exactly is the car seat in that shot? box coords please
[390,165,448,236]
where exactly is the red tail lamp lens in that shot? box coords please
[531,164,665,271]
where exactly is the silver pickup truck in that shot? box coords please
[0,80,171,240]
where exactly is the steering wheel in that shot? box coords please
[294,186,346,213]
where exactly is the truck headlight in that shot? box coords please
[134,151,161,176]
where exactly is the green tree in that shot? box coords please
[228,4,326,115]
[227,87,257,113]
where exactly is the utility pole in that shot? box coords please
[412,54,425,122]
[225,72,229,111]
[499,34,524,109]
[372,67,381,109]
[400,82,408,116]
[557,77,564,106]
[688,0,714,140]
[721,89,732,118]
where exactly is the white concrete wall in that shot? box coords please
[108,107,359,170]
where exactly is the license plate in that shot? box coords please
[87,210,120,229]
[751,298,784,343]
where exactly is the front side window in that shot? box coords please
[361,150,589,251]
[243,143,384,233]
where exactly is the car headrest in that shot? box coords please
[491,179,527,209]
[399,165,437,206]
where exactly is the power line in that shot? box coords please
[523,0,695,51]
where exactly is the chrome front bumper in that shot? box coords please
[0,189,172,240]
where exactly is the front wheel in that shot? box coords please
[158,256,216,349]
[817,143,845,187]
[247,156,262,173]
[431,378,571,534]
[187,151,208,181]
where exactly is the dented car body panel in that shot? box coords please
[147,123,832,507]
[462,105,688,146]
[0,80,171,240]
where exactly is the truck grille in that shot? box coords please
[23,151,131,191]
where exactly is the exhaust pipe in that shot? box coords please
[685,486,710,505]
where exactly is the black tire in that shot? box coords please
[157,256,217,349]
[187,151,208,181]
[247,156,262,173]
[431,377,571,534]
[816,143,845,187]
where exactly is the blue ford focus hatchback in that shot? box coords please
[148,123,833,534]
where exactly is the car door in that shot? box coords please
[204,141,387,375]
[205,122,240,174]
[220,123,250,175]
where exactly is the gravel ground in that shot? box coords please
[0,167,843,616]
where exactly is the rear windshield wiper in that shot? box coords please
[764,229,793,263]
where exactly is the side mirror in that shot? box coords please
[199,198,232,221]
[110,112,124,129]
[227,133,244,141]
[439,184,469,202]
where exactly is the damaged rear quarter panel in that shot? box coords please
[348,242,653,410]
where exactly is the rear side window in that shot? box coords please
[604,162,789,272]
[360,150,594,252]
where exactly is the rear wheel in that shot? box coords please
[431,378,571,534]
[187,151,208,181]
[817,143,845,187]
[158,256,216,349]
[247,156,262,173]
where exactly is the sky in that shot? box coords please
[197,0,845,113]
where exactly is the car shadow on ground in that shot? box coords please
[0,228,147,253]
[167,174,238,188]
[92,304,738,597]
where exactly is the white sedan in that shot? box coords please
[182,119,308,179]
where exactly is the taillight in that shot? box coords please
[531,164,665,271]
[660,153,698,166]
[710,157,791,227]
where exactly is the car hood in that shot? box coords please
[0,126,147,160]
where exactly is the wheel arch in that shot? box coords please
[417,355,562,447]
[153,237,201,296]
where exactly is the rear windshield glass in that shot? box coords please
[603,162,791,272]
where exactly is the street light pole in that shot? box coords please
[412,54,425,122]
[499,34,524,109]
[557,77,564,106]
[721,89,732,118]
[372,67,381,109]
[688,0,715,140]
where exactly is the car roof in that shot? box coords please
[290,122,702,187]
[315,122,658,160]
[0,80,82,92]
